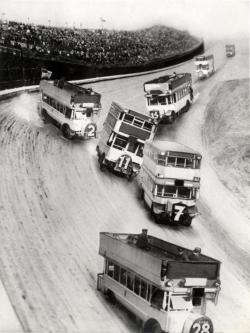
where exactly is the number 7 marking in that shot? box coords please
[174,205,185,221]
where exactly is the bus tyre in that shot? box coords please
[182,216,192,227]
[106,290,116,305]
[62,124,72,139]
[41,109,48,122]
[99,154,106,171]
[139,188,144,201]
[143,319,162,333]
[170,111,176,123]
[185,100,191,112]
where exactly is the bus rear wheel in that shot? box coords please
[62,124,72,139]
[106,290,116,305]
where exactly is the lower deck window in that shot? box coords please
[156,184,193,199]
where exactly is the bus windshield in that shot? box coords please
[75,111,87,120]
[155,184,196,200]
[148,95,172,106]
[170,295,192,311]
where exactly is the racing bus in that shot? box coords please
[139,140,202,226]
[144,73,193,123]
[97,231,221,333]
[194,54,215,80]
[225,44,235,57]
[39,79,101,139]
[96,101,156,180]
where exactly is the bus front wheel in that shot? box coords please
[62,124,72,139]
[143,319,162,333]
[99,153,106,171]
[182,216,192,227]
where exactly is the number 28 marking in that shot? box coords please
[192,322,211,333]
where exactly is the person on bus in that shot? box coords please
[177,247,189,261]
[189,247,202,261]
[136,229,150,250]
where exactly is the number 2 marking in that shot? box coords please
[193,322,211,333]
[87,124,96,137]
[174,205,185,221]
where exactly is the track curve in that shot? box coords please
[0,39,249,333]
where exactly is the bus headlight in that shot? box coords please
[165,279,174,287]
[193,177,200,182]
[214,280,221,287]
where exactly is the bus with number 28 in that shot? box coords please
[97,231,221,333]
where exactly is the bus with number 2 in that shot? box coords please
[39,79,101,139]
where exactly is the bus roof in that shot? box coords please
[146,140,201,157]
[99,231,220,285]
[144,73,191,93]
[112,101,153,122]
[40,79,101,106]
[144,73,191,85]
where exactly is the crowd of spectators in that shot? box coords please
[0,20,200,67]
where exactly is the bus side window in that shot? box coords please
[120,268,127,286]
[65,107,72,119]
[151,288,164,309]
[107,261,114,278]
[114,264,120,282]
[134,276,140,295]
[127,272,134,291]
[141,279,147,299]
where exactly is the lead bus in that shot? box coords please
[96,101,156,179]
[97,231,221,333]
[139,140,202,226]
[144,73,193,124]
[39,79,101,139]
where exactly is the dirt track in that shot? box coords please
[0,39,249,332]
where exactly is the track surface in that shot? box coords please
[0,39,249,333]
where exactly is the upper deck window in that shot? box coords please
[156,154,201,169]
[143,122,153,131]
[123,114,134,124]
[133,118,144,128]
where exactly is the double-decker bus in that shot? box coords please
[144,73,193,123]
[194,54,215,80]
[96,101,156,180]
[39,79,101,139]
[139,140,202,226]
[97,231,221,333]
[225,44,235,57]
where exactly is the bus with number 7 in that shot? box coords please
[139,140,202,226]
[97,231,221,333]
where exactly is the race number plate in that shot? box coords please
[190,317,213,333]
[85,123,97,137]
[150,110,160,119]
[172,204,186,222]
